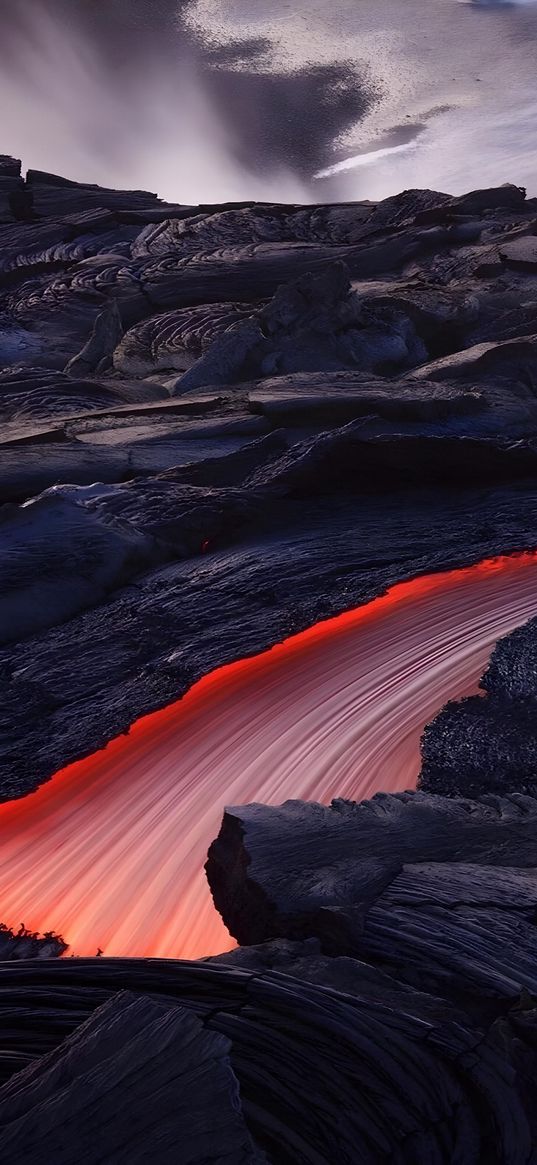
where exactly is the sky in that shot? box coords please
[1,0,537,202]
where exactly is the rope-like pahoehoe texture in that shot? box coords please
[0,953,534,1163]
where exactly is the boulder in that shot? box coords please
[206,791,537,954]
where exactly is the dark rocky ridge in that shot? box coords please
[4,166,537,793]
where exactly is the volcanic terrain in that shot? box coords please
[2,161,537,1160]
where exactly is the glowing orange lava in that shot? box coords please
[1,551,537,959]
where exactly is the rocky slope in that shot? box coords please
[4,164,537,793]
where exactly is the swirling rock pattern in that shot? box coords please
[0,957,534,1164]
[113,301,255,377]
[0,990,262,1165]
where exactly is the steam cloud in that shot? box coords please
[0,0,375,203]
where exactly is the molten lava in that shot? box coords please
[2,552,537,959]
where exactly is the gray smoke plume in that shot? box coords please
[0,0,376,202]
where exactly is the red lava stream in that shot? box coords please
[2,552,537,959]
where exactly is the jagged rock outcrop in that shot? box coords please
[201,783,537,1157]
[420,613,537,797]
[0,923,66,960]
[162,261,427,393]
[65,300,124,378]
[206,791,537,958]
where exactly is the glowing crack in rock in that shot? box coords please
[2,552,537,959]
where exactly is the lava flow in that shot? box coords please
[2,552,537,960]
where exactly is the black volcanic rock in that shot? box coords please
[247,371,482,425]
[157,431,289,488]
[206,936,461,1020]
[420,614,537,798]
[0,157,26,224]
[0,475,264,642]
[408,332,537,388]
[65,300,124,377]
[0,487,157,642]
[420,695,537,799]
[413,183,527,222]
[246,419,537,494]
[0,365,143,417]
[206,791,537,957]
[0,991,261,1165]
[499,236,537,272]
[482,614,537,700]
[24,168,180,219]
[5,162,537,792]
[0,957,533,1163]
[0,924,66,960]
[4,482,537,799]
[0,157,22,179]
